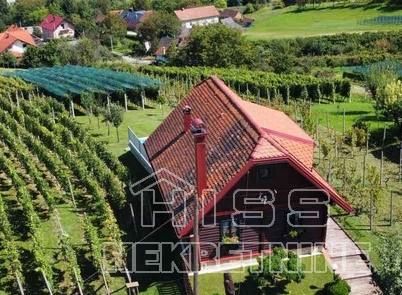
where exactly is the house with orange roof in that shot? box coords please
[0,25,36,58]
[129,77,354,265]
[174,5,219,29]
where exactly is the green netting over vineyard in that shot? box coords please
[2,65,159,98]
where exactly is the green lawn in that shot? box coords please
[193,255,333,295]
[75,105,172,157]
[245,3,402,40]
[311,95,393,136]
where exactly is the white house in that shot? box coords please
[0,25,36,58]
[174,5,220,30]
[40,15,75,40]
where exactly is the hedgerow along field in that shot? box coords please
[136,65,351,102]
[0,77,130,294]
[245,3,402,40]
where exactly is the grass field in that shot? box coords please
[311,95,393,136]
[192,255,333,295]
[245,3,402,39]
[75,104,171,157]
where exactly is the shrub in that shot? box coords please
[323,275,351,295]
[272,0,285,9]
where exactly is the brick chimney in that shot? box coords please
[191,118,207,197]
[182,105,192,132]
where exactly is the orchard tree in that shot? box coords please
[101,13,127,46]
[172,24,257,68]
[138,11,180,47]
[109,104,124,142]
[81,92,95,123]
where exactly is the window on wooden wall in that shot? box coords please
[258,165,273,180]
[220,219,240,244]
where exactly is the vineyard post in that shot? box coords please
[129,203,138,235]
[369,192,373,231]
[40,269,53,295]
[389,191,394,226]
[399,140,402,182]
[124,93,128,112]
[362,133,369,186]
[15,91,19,108]
[107,95,111,111]
[380,127,386,186]
[51,107,55,123]
[8,93,13,111]
[342,157,346,194]
[327,160,332,182]
[15,273,25,295]
[100,264,111,295]
[342,108,346,138]
[67,178,77,208]
[54,209,65,235]
[70,100,75,117]
[73,268,84,295]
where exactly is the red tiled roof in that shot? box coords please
[174,5,219,22]
[40,15,64,32]
[145,77,353,237]
[0,25,36,56]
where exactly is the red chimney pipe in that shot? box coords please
[191,118,207,294]
[191,118,207,197]
[183,105,192,132]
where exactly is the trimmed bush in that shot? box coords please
[323,275,351,295]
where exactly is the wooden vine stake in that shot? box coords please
[389,191,394,227]
[399,140,402,182]
[41,269,53,295]
[107,95,111,111]
[73,268,84,295]
[67,178,77,209]
[124,93,128,112]
[362,132,369,186]
[70,100,75,117]
[15,91,20,108]
[15,273,25,295]
[8,93,13,111]
[380,127,386,186]
[342,108,346,138]
[51,107,56,124]
[100,264,111,295]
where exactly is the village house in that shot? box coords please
[0,25,36,58]
[220,8,243,22]
[174,5,220,29]
[40,14,75,40]
[130,77,354,265]
[120,9,154,31]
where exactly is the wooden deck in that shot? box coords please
[325,218,381,295]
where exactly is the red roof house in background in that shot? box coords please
[142,77,353,263]
[40,14,75,40]
[0,25,36,58]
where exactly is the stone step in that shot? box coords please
[347,276,379,295]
